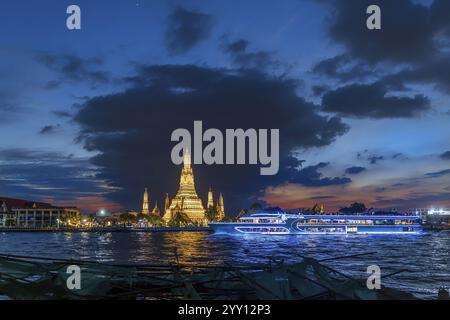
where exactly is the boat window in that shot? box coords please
[347,227,357,233]
[235,226,289,233]
[297,226,346,233]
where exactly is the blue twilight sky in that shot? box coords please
[0,0,449,213]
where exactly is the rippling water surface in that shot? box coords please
[0,231,448,299]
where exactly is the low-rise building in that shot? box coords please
[0,197,80,228]
[413,208,450,227]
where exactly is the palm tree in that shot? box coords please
[118,212,137,226]
[235,209,248,220]
[249,203,263,213]
[147,214,164,227]
[168,210,192,227]
[219,216,233,222]
[205,207,217,222]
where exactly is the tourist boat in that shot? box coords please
[209,212,423,235]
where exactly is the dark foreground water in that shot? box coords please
[0,231,449,299]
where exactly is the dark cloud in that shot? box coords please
[312,54,374,81]
[392,183,405,187]
[225,39,249,54]
[431,0,450,36]
[311,85,329,97]
[74,64,349,213]
[39,124,60,135]
[165,7,213,55]
[345,166,366,175]
[223,38,277,69]
[383,54,450,94]
[289,162,351,187]
[373,192,450,209]
[313,54,349,77]
[368,155,384,164]
[321,82,430,119]
[36,54,109,87]
[0,148,105,206]
[315,0,450,98]
[309,195,336,200]
[323,0,443,64]
[439,151,450,160]
[0,148,68,162]
[425,168,450,178]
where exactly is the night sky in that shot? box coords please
[0,0,449,214]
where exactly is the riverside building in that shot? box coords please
[0,197,80,228]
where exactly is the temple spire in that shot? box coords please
[183,148,191,169]
[152,200,160,216]
[207,187,214,208]
[164,193,170,213]
[162,147,206,225]
[217,192,225,221]
[142,187,150,215]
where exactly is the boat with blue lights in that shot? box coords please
[209,212,422,235]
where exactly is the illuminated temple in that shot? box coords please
[142,150,224,226]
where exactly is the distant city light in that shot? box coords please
[428,208,450,216]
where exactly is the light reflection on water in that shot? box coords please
[0,231,448,299]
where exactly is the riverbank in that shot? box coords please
[0,226,212,233]
[0,252,424,300]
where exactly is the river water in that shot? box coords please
[0,230,448,299]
